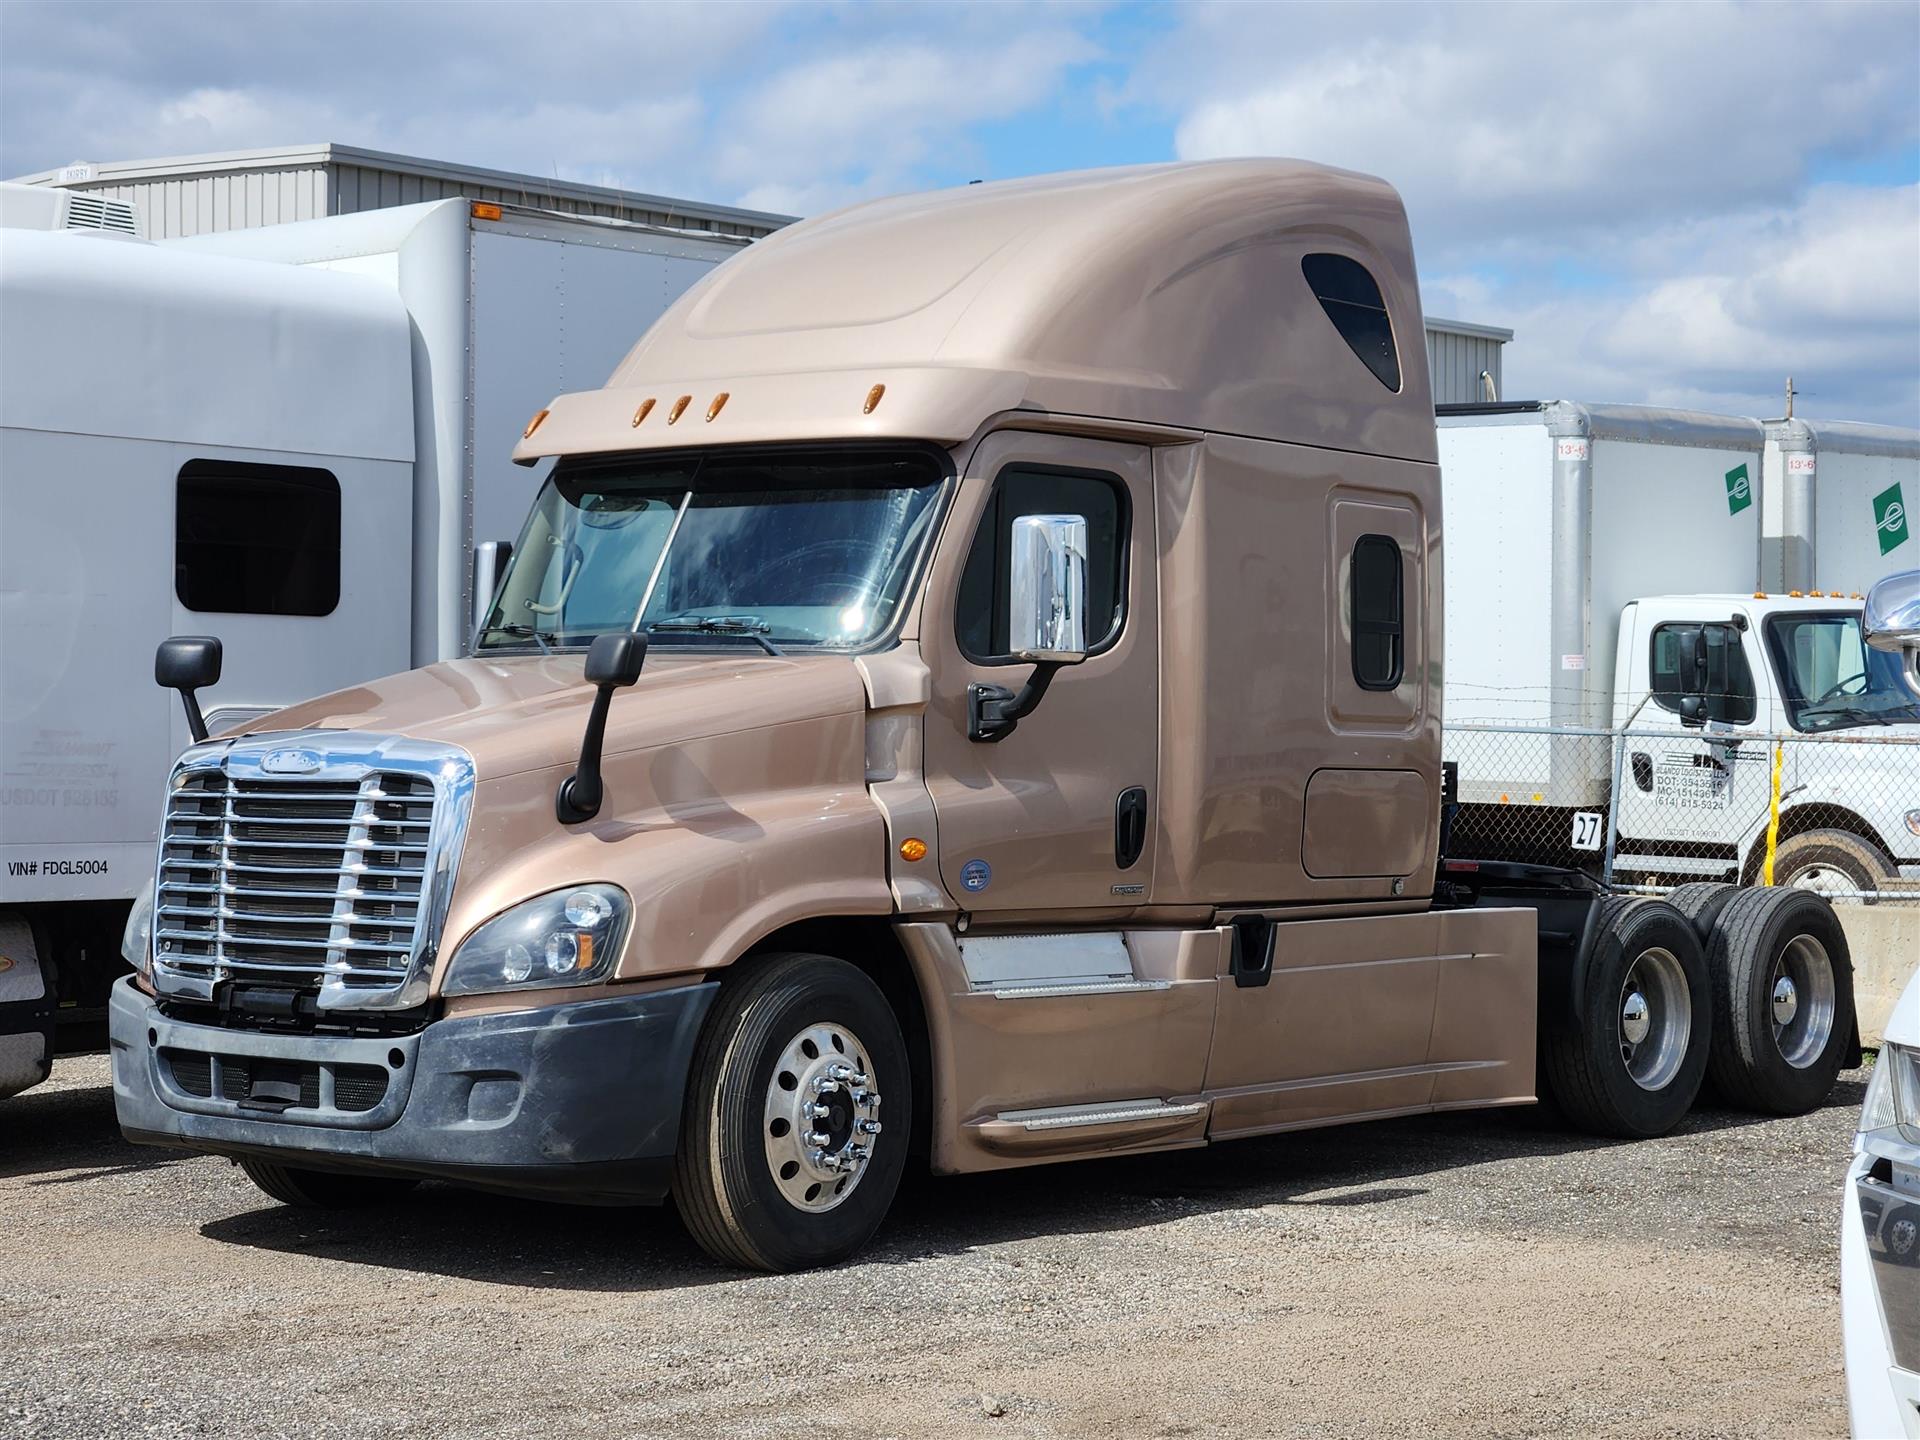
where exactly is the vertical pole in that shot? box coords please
[1762,739,1785,885]
[1602,722,1627,890]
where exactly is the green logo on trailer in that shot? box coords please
[1874,482,1909,555]
[1724,463,1752,516]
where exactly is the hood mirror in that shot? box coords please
[1864,569,1920,700]
[556,631,647,824]
[155,635,223,744]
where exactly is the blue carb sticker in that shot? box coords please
[960,858,992,893]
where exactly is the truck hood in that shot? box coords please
[240,652,871,780]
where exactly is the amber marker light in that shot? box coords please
[864,383,885,414]
[668,394,692,424]
[522,408,550,439]
[630,397,656,427]
[899,838,928,862]
[471,202,504,221]
[706,392,730,422]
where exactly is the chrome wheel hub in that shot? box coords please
[1771,975,1799,1027]
[1770,935,1835,1070]
[1619,946,1690,1092]
[763,1022,882,1213]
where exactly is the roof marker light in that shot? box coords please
[668,395,691,424]
[1789,590,1804,598]
[471,202,503,222]
[522,408,550,439]
[864,383,885,415]
[706,392,730,422]
[1753,592,1768,599]
[630,397,656,427]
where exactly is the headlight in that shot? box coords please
[441,884,629,997]
[1903,808,1920,839]
[122,878,155,981]
[1861,1042,1920,1150]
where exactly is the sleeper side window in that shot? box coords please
[1350,534,1404,690]
[955,467,1127,663]
[1302,253,1402,393]
[1649,622,1756,725]
[175,460,341,616]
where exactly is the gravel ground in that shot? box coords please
[1,1054,1864,1439]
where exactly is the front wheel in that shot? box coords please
[672,953,909,1272]
[1543,897,1711,1139]
[1766,828,1893,902]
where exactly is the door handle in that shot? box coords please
[1114,786,1148,870]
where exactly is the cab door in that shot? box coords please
[1614,608,1773,872]
[918,432,1158,914]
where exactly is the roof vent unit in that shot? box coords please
[0,181,143,237]
[59,191,141,236]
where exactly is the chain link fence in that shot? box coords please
[1444,721,1920,903]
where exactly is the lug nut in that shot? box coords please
[858,1120,882,1135]
[809,1102,831,1119]
[805,1129,830,1148]
[850,1070,870,1087]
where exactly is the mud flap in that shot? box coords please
[0,913,55,1100]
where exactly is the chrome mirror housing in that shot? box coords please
[1007,513,1089,664]
[1864,569,1920,699]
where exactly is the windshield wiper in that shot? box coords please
[648,616,785,656]
[477,622,557,655]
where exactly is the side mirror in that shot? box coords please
[471,539,515,645]
[556,631,647,824]
[1865,569,1920,700]
[155,636,223,744]
[969,514,1091,743]
[1007,514,1089,663]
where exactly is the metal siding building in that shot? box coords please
[11,144,1513,402]
[1426,317,1515,405]
[8,143,789,241]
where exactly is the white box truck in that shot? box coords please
[1761,416,1919,595]
[0,191,751,1098]
[1439,401,1920,894]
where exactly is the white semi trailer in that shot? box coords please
[0,191,751,1098]
[1439,401,1920,894]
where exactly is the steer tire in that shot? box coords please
[1543,897,1711,1139]
[671,952,909,1273]
[238,1158,419,1209]
[1665,882,1740,943]
[1765,828,1894,903]
[1703,887,1855,1116]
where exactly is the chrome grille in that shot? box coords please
[151,737,472,1010]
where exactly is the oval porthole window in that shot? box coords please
[1302,253,1401,393]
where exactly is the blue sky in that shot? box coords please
[3,0,1916,423]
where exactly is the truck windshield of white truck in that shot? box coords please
[477,447,947,653]
[1765,611,1920,731]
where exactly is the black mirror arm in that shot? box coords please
[968,661,1064,743]
[178,690,210,745]
[556,685,618,823]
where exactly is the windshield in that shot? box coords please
[477,448,947,653]
[1765,611,1920,732]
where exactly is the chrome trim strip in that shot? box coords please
[998,1100,1207,1132]
[989,979,1172,1000]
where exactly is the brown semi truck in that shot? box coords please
[109,161,1857,1271]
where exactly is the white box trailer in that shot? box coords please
[1437,401,1765,804]
[1761,417,1919,595]
[0,192,748,1096]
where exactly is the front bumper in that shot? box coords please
[1843,1147,1920,1438]
[108,976,716,1203]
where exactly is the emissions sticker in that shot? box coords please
[960,858,992,893]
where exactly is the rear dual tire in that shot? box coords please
[1544,897,1711,1138]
